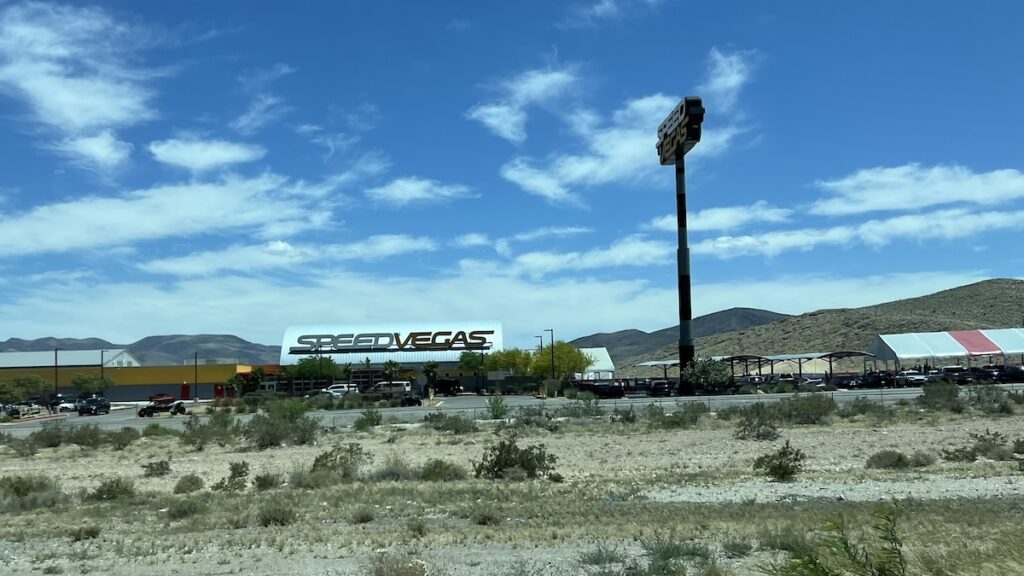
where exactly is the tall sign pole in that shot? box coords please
[657,97,705,390]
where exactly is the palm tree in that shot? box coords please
[342,362,353,383]
[382,360,400,384]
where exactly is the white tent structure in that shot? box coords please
[868,328,1024,366]
[577,347,615,379]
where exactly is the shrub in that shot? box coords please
[254,472,283,491]
[611,406,637,424]
[212,461,250,492]
[866,450,910,470]
[422,412,478,433]
[257,501,297,527]
[142,423,179,437]
[556,398,605,419]
[244,407,319,449]
[69,525,101,541]
[107,427,140,450]
[775,394,837,425]
[1013,438,1024,455]
[721,536,753,559]
[310,443,370,480]
[917,382,964,412]
[372,454,418,481]
[67,424,106,448]
[407,518,427,538]
[969,385,1014,415]
[470,507,502,526]
[8,438,39,457]
[942,429,1015,462]
[485,395,509,420]
[0,474,58,498]
[353,407,383,431]
[512,405,560,432]
[30,421,68,448]
[180,415,212,451]
[909,451,936,467]
[88,478,135,501]
[766,503,907,576]
[141,459,172,478]
[838,397,894,419]
[351,505,376,524]
[578,543,625,565]
[733,403,780,441]
[167,498,207,520]
[420,458,468,482]
[753,440,806,481]
[367,553,428,576]
[474,436,557,480]
[640,537,710,574]
[173,474,204,494]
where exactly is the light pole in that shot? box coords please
[53,348,61,397]
[100,349,106,383]
[535,335,544,353]
[657,96,705,387]
[193,351,198,401]
[545,329,555,381]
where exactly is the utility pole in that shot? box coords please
[194,351,198,401]
[545,329,555,381]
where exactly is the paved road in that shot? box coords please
[4,384,1021,438]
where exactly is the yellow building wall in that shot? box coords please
[0,365,251,388]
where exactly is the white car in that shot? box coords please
[370,380,413,395]
[896,370,928,386]
[325,383,359,395]
[303,388,344,400]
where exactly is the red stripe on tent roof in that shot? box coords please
[949,330,1002,356]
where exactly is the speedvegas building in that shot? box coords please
[279,322,503,379]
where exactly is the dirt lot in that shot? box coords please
[2,401,1024,575]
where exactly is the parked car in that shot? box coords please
[967,366,998,382]
[78,396,111,416]
[53,395,77,412]
[830,374,861,388]
[570,380,626,399]
[13,401,43,418]
[937,366,972,384]
[647,380,676,397]
[325,383,359,395]
[137,394,185,417]
[303,388,345,400]
[896,370,928,386]
[862,371,895,388]
[995,366,1024,383]
[369,381,413,395]
[433,378,463,397]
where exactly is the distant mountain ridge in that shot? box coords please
[571,307,790,365]
[0,335,282,366]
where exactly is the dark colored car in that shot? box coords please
[995,366,1024,383]
[434,378,463,397]
[647,380,676,397]
[967,366,998,382]
[568,380,626,399]
[78,396,111,416]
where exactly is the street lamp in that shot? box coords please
[194,351,199,401]
[53,348,61,396]
[656,96,705,380]
[100,349,106,383]
[544,329,555,381]
[535,335,544,353]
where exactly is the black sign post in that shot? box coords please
[657,97,705,390]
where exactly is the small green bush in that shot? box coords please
[470,507,501,526]
[173,474,204,494]
[909,451,936,467]
[212,461,250,492]
[641,537,710,574]
[866,450,910,470]
[775,394,837,425]
[67,424,106,448]
[367,553,428,576]
[474,436,557,480]
[1,474,58,498]
[141,459,172,478]
[838,397,894,419]
[420,458,468,482]
[942,429,1015,462]
[721,536,754,559]
[30,421,68,448]
[8,438,38,457]
[167,498,207,520]
[511,405,559,432]
[485,395,509,420]
[969,385,1015,415]
[257,501,297,526]
[107,427,141,450]
[753,440,806,481]
[917,382,964,412]
[611,406,637,424]
[354,407,383,431]
[371,454,418,481]
[253,472,283,491]
[142,423,179,437]
[422,412,478,433]
[69,525,101,541]
[733,403,780,441]
[310,443,369,480]
[578,543,625,565]
[88,478,135,501]
[556,398,605,419]
[407,517,427,538]
[351,505,376,524]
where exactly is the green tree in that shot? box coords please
[70,373,115,396]
[381,360,400,384]
[285,356,343,380]
[530,343,593,381]
[0,375,50,404]
[683,358,731,393]
[458,351,485,373]
[422,361,439,385]
[250,366,267,384]
[341,362,353,383]
[483,348,534,376]
[224,374,246,395]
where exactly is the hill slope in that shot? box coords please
[571,307,789,364]
[0,335,281,366]
[625,278,1024,370]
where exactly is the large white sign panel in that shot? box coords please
[279,321,503,365]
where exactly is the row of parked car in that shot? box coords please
[1,395,111,419]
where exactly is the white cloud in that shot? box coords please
[0,2,156,172]
[811,164,1024,216]
[560,0,662,28]
[509,234,673,277]
[692,207,1024,258]
[698,47,755,113]
[310,132,360,160]
[139,234,437,276]
[466,67,578,143]
[453,233,491,248]
[365,177,474,207]
[230,93,288,134]
[238,63,296,91]
[0,172,371,257]
[148,137,266,172]
[648,201,792,232]
[345,103,381,131]
[50,130,132,170]
[499,48,755,204]
[294,123,322,134]
[513,226,592,242]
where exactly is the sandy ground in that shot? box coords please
[2,409,1024,575]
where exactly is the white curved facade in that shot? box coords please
[279,321,503,365]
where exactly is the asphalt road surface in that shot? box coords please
[4,384,1022,439]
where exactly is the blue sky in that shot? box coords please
[1,0,1023,348]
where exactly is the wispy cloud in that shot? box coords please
[230,94,289,135]
[148,137,266,172]
[810,164,1024,216]
[560,0,663,28]
[452,233,491,248]
[647,201,792,233]
[466,67,579,143]
[698,47,756,113]
[498,234,673,278]
[237,62,296,91]
[365,177,475,207]
[0,2,158,171]
[139,235,437,276]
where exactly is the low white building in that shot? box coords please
[577,347,615,380]
[0,349,139,369]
